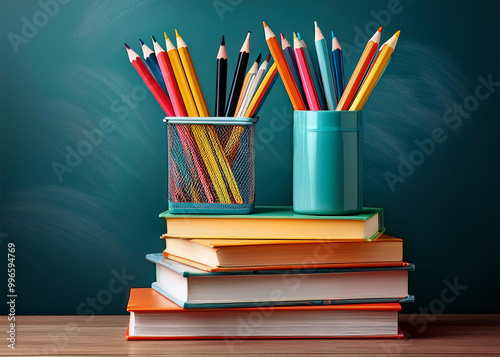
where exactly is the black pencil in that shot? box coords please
[215,36,228,116]
[225,31,250,117]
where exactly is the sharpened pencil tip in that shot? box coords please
[139,39,145,46]
[331,30,335,39]
[378,27,382,32]
[314,21,318,27]
[124,43,130,49]
[164,32,169,40]
[256,53,261,63]
[221,35,225,46]
[395,30,401,37]
[151,35,157,43]
[293,32,298,39]
[265,53,271,62]
[296,32,302,40]
[175,29,180,38]
[263,21,268,28]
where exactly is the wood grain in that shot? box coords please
[2,315,499,356]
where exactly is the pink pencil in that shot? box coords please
[293,33,320,111]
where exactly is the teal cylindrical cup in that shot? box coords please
[293,110,363,215]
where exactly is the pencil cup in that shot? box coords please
[293,110,363,215]
[165,117,257,214]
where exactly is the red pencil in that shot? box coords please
[125,43,174,117]
[293,33,320,111]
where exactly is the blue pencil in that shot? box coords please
[314,22,336,110]
[280,33,307,107]
[331,31,345,101]
[139,39,168,95]
[297,32,327,110]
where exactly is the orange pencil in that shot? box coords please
[336,27,381,110]
[263,22,306,110]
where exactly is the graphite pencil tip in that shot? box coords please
[151,35,157,43]
[139,39,145,46]
[124,43,130,49]
[255,53,262,64]
[221,35,225,46]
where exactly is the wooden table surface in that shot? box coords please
[3,314,499,356]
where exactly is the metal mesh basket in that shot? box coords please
[165,117,257,214]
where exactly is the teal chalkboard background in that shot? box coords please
[1,0,499,315]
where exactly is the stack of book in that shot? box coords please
[126,207,414,340]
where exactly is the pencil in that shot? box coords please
[125,43,174,117]
[244,61,278,117]
[336,27,381,111]
[152,36,214,203]
[176,29,210,117]
[294,33,320,110]
[215,36,227,116]
[225,61,278,160]
[239,53,270,117]
[281,33,307,107]
[330,30,345,101]
[164,33,199,116]
[349,30,400,110]
[235,53,261,117]
[263,22,306,110]
[225,31,251,117]
[152,36,187,116]
[297,32,326,110]
[139,39,168,95]
[236,54,261,117]
[314,21,336,109]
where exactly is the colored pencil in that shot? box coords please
[293,33,320,111]
[336,27,381,110]
[125,44,174,117]
[215,36,227,116]
[263,22,306,110]
[350,31,400,110]
[225,61,278,160]
[314,21,336,109]
[297,32,327,110]
[238,54,270,117]
[164,33,199,116]
[153,36,214,203]
[152,36,187,116]
[281,33,307,107]
[331,30,345,101]
[235,54,261,117]
[139,39,168,95]
[225,32,251,117]
[176,30,210,117]
[244,61,278,117]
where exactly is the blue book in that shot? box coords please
[146,253,414,309]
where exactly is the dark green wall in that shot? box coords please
[1,0,498,315]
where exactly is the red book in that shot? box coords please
[126,288,403,340]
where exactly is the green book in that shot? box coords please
[160,206,385,240]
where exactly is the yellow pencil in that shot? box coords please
[164,33,199,116]
[349,30,400,110]
[175,30,210,116]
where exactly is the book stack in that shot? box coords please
[126,207,414,340]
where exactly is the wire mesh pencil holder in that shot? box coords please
[164,117,258,214]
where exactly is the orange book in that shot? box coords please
[126,288,403,340]
[162,235,404,272]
